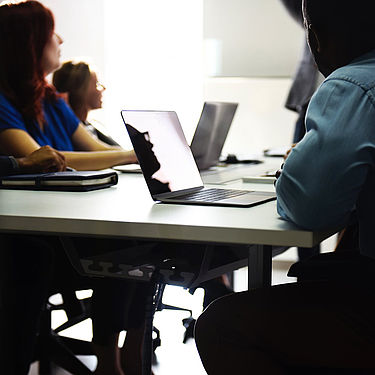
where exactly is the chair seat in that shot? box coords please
[288,251,375,283]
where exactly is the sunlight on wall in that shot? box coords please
[101,0,204,148]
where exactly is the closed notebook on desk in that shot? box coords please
[0,170,118,191]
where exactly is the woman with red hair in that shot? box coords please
[0,2,150,375]
[0,1,136,170]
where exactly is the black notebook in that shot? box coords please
[0,170,118,191]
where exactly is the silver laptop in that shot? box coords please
[121,110,275,207]
[191,102,238,170]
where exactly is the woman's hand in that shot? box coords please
[0,126,137,171]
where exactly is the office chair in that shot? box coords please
[34,272,192,374]
[287,249,375,282]
[288,249,375,375]
[289,369,371,375]
[34,288,94,375]
[154,283,193,344]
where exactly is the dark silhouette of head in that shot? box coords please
[126,123,171,194]
[302,0,375,77]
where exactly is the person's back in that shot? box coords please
[276,3,375,258]
[313,50,375,254]
[195,1,375,374]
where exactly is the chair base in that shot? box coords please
[34,333,93,375]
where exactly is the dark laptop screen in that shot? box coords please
[122,110,203,196]
[190,102,238,170]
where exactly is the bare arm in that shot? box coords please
[0,128,137,171]
[66,123,136,169]
[62,150,135,170]
[71,123,122,151]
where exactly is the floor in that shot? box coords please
[28,237,336,375]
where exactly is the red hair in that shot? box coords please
[0,1,58,127]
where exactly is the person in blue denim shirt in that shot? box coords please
[195,1,375,373]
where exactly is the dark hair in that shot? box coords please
[304,0,375,50]
[53,61,91,114]
[0,1,58,127]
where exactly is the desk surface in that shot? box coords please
[0,163,335,248]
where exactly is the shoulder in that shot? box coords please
[44,96,76,120]
[323,50,375,104]
[46,96,71,112]
[308,53,375,125]
[44,96,80,135]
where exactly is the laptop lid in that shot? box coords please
[121,110,204,198]
[190,102,238,170]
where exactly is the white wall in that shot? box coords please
[40,0,105,74]
[204,77,297,155]
[202,0,303,152]
[102,1,204,146]
[204,0,305,77]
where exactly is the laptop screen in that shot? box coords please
[191,102,238,170]
[122,110,204,196]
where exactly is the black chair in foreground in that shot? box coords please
[288,249,374,375]
[34,288,94,375]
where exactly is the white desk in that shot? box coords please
[0,166,336,289]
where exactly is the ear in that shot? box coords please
[306,25,333,77]
[307,25,321,55]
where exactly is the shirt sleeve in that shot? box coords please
[275,78,375,230]
[0,93,29,132]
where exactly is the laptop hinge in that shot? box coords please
[154,185,204,200]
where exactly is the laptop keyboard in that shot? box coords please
[173,188,251,202]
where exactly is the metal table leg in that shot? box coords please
[248,245,272,289]
[142,281,164,375]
